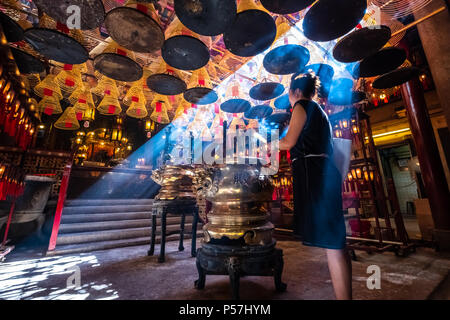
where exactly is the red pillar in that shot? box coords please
[401,77,450,248]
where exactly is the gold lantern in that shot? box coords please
[110,127,123,142]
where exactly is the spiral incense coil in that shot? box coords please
[54,107,80,130]
[34,74,63,100]
[36,95,63,116]
[149,94,170,123]
[97,95,122,116]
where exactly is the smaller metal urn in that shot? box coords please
[151,165,197,201]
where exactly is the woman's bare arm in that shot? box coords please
[279,104,307,151]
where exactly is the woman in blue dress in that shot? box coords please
[279,72,352,300]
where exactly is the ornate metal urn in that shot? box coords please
[151,165,197,201]
[194,162,286,299]
[197,163,274,246]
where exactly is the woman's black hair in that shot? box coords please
[290,71,321,100]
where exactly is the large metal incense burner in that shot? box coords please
[194,161,286,299]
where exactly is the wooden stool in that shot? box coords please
[147,200,199,263]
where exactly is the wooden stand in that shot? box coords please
[147,199,200,263]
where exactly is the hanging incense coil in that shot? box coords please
[172,99,191,126]
[184,67,218,105]
[10,47,45,74]
[174,0,237,36]
[123,85,147,107]
[161,17,210,71]
[0,11,24,42]
[333,26,392,63]
[93,41,143,82]
[249,81,285,101]
[228,113,247,133]
[146,62,187,95]
[55,64,83,96]
[244,105,273,119]
[263,44,310,75]
[352,47,407,78]
[149,95,169,123]
[91,76,120,98]
[68,85,95,109]
[261,0,314,14]
[303,0,367,42]
[126,102,148,119]
[54,107,80,130]
[24,14,88,64]
[104,1,164,53]
[97,95,122,116]
[37,96,63,116]
[223,0,276,57]
[274,94,290,110]
[37,13,86,45]
[34,74,63,100]
[372,67,421,90]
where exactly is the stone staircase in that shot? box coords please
[47,199,202,256]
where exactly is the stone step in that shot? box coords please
[55,224,197,246]
[59,216,194,233]
[47,232,204,256]
[62,204,154,215]
[64,199,154,207]
[61,211,153,223]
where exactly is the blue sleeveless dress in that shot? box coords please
[290,100,346,249]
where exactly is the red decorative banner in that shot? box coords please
[43,88,53,96]
[136,4,148,14]
[116,48,127,56]
[44,107,53,115]
[108,105,116,114]
[65,79,75,87]
[155,102,162,112]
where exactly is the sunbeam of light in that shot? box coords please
[57,13,357,225]
[0,254,118,300]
